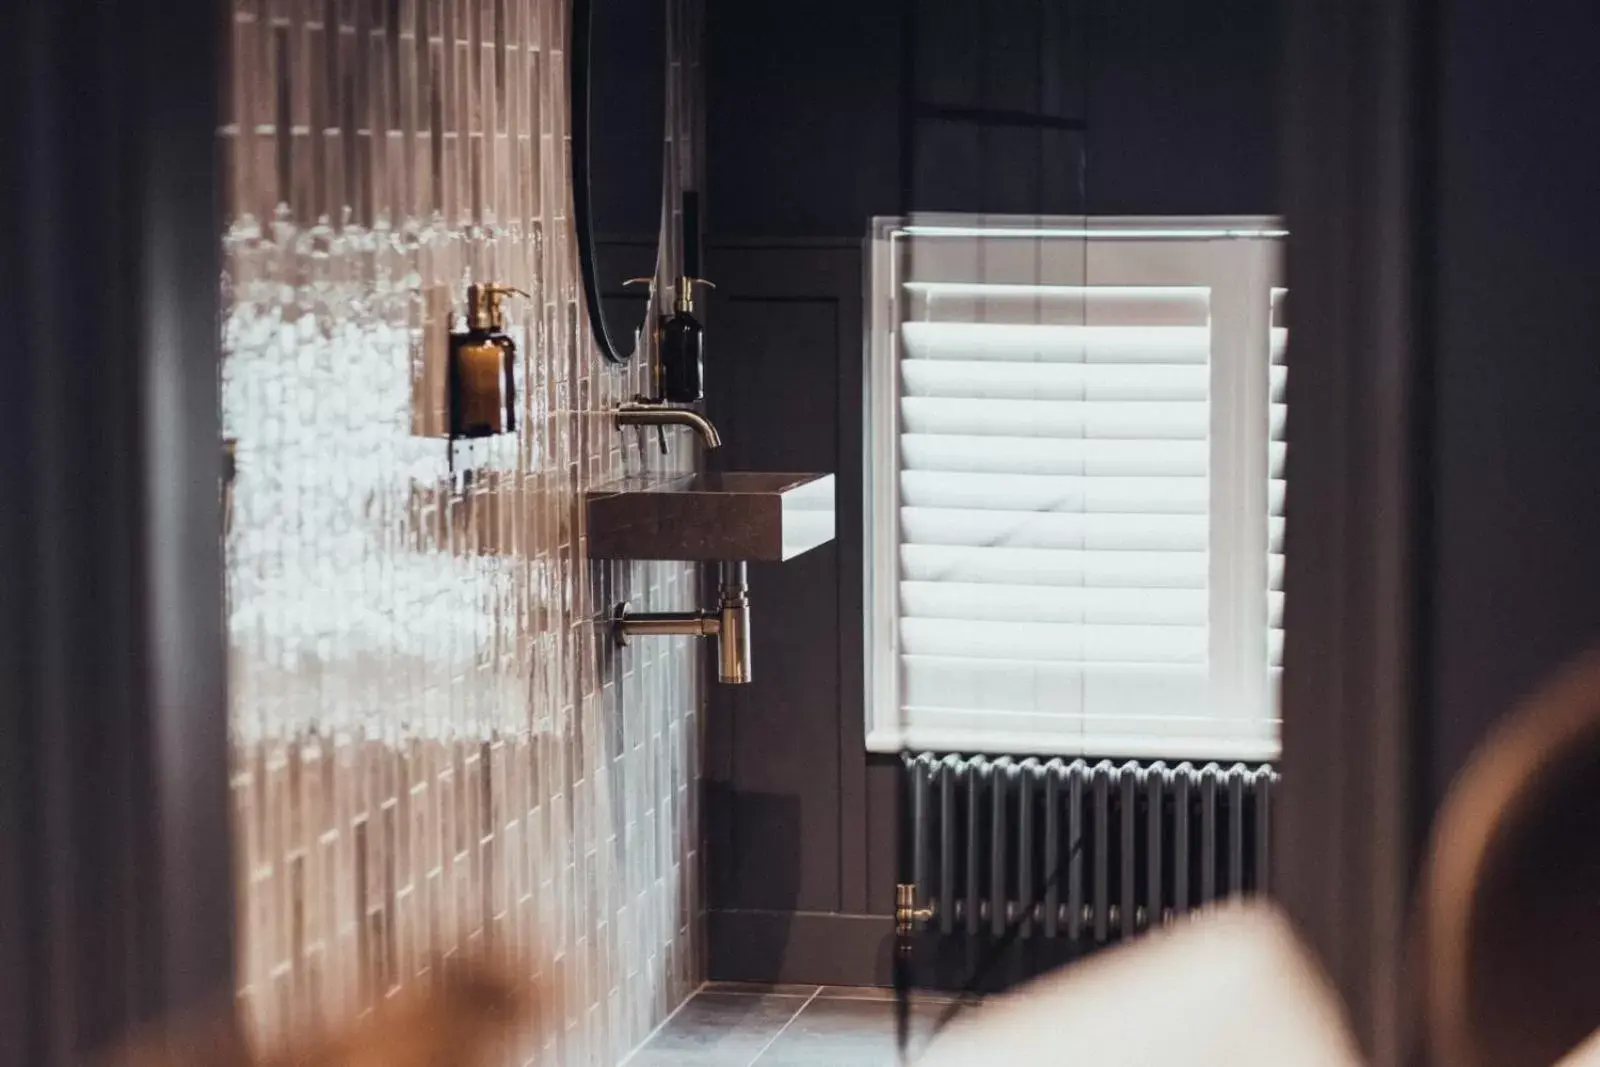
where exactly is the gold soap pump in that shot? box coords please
[448,283,529,442]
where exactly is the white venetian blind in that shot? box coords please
[1268,287,1288,712]
[865,218,1285,761]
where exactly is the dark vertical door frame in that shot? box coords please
[1277,2,1433,1066]
[0,0,233,1063]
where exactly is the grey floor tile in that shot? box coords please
[816,985,964,1004]
[705,981,823,998]
[627,993,809,1067]
[751,996,949,1067]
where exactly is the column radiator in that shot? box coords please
[904,753,1278,944]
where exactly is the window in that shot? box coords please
[865,216,1286,760]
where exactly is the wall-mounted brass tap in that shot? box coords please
[895,883,935,941]
[615,400,722,453]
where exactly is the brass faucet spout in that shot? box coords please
[615,402,722,450]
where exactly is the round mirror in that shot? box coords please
[571,0,668,365]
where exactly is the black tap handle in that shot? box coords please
[656,424,668,455]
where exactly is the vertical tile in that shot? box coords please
[223,0,703,1061]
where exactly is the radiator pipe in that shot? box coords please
[1121,762,1138,936]
[939,756,957,935]
[1228,768,1246,895]
[991,758,1008,938]
[1254,769,1273,895]
[1018,759,1036,939]
[1044,762,1061,939]
[966,757,984,936]
[1093,761,1110,944]
[1200,763,1220,904]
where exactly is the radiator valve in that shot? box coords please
[895,883,935,937]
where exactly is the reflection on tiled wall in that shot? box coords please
[220,2,703,1064]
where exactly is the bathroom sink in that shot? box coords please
[586,472,835,562]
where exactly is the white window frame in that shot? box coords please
[865,215,1286,760]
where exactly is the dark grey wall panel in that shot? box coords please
[703,243,884,971]
[710,286,846,923]
[912,123,1086,216]
[705,1,904,236]
[1428,0,1600,808]
[1274,5,1427,1057]
[702,0,1284,986]
[707,0,1278,239]
[1277,1,1600,1055]
[1085,0,1280,215]
[905,0,1087,215]
[709,911,896,987]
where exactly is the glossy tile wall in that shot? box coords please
[220,2,703,1063]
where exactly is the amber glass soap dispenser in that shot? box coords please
[448,283,528,439]
[657,276,715,404]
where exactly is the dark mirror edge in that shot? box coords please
[569,0,623,364]
[571,0,671,368]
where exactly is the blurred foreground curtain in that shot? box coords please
[1276,3,1429,1067]
[0,1,232,1064]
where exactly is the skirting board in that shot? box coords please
[706,909,1085,991]
[708,910,895,987]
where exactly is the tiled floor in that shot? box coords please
[624,984,976,1067]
